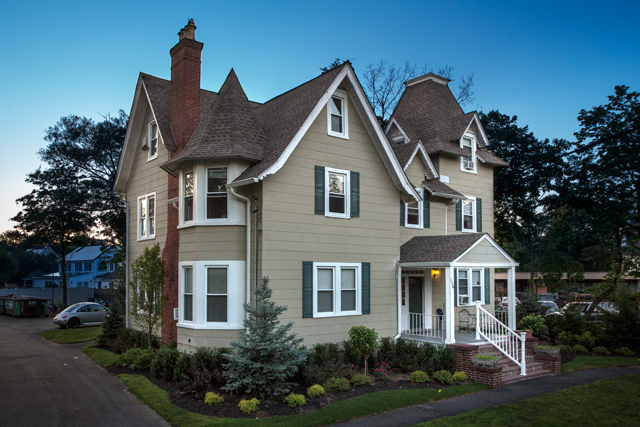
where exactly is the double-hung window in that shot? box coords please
[460,135,476,173]
[206,267,227,323]
[138,193,156,240]
[314,263,360,317]
[405,189,423,228]
[325,167,350,218]
[84,262,92,272]
[457,268,483,306]
[183,171,194,222]
[183,267,193,322]
[206,168,227,219]
[462,198,475,232]
[148,121,158,160]
[327,90,348,138]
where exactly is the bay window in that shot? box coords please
[206,168,227,219]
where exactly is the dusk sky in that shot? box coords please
[1,0,638,234]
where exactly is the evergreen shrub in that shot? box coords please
[323,377,350,392]
[238,398,260,414]
[410,370,429,383]
[350,374,371,386]
[432,370,453,384]
[284,393,306,407]
[307,384,325,398]
[204,392,224,405]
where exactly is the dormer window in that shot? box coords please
[148,121,158,160]
[328,90,349,139]
[460,135,476,173]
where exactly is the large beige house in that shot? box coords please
[114,21,523,364]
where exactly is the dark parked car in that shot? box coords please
[53,302,108,328]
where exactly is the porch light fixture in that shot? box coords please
[432,269,440,278]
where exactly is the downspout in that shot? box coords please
[116,194,130,328]
[395,264,402,340]
[229,187,251,332]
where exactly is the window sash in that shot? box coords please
[325,168,350,217]
[462,200,474,231]
[457,268,483,306]
[149,122,158,158]
[183,267,193,322]
[330,96,343,133]
[138,194,155,238]
[206,168,228,219]
[184,172,194,222]
[206,267,228,322]
[314,264,360,316]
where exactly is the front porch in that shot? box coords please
[401,329,486,345]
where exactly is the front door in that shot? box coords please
[409,277,423,329]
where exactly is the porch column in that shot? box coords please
[444,266,455,344]
[397,265,402,338]
[508,266,516,330]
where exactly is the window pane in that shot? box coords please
[317,291,333,312]
[148,197,155,218]
[329,194,345,214]
[149,217,155,235]
[207,168,227,193]
[463,201,473,216]
[184,268,193,294]
[184,172,194,196]
[341,269,356,290]
[331,97,342,115]
[140,217,147,236]
[407,202,420,225]
[472,270,481,286]
[317,269,333,290]
[331,115,343,133]
[472,286,482,302]
[207,195,228,219]
[150,122,157,138]
[140,200,146,219]
[341,290,356,311]
[207,268,227,294]
[184,295,193,321]
[328,173,345,194]
[463,215,473,230]
[207,296,227,322]
[184,197,193,222]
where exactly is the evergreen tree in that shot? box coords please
[97,302,125,351]
[223,277,308,398]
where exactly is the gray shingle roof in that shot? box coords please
[162,69,266,174]
[400,233,486,263]
[65,246,116,262]
[392,142,420,169]
[424,179,465,199]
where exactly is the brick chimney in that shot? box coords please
[169,19,203,152]
[162,20,203,344]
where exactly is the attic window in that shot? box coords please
[328,90,349,139]
[460,135,477,174]
[148,122,158,160]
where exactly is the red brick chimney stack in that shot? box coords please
[162,20,203,343]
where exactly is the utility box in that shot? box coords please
[0,295,48,317]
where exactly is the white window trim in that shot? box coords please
[147,121,158,161]
[461,196,476,233]
[182,264,194,324]
[177,260,245,330]
[405,188,424,229]
[182,170,195,224]
[205,265,229,324]
[457,268,484,306]
[312,262,361,318]
[327,89,349,139]
[324,166,351,219]
[137,192,156,241]
[460,134,477,174]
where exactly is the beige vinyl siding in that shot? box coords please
[177,327,243,352]
[458,240,510,264]
[178,226,246,262]
[435,154,494,236]
[260,95,400,345]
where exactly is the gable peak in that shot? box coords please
[405,72,450,87]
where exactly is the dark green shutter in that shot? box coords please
[362,262,371,314]
[350,171,360,218]
[302,261,313,318]
[314,166,325,215]
[455,200,462,231]
[484,268,491,305]
[400,202,405,226]
[476,198,482,232]
[454,268,458,307]
[423,194,430,228]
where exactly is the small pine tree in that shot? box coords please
[222,277,308,398]
[97,302,125,350]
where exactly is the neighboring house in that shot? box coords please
[27,246,58,258]
[22,269,46,287]
[114,21,521,362]
[97,269,122,289]
[58,246,120,289]
[495,271,640,295]
[25,272,62,288]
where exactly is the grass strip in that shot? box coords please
[83,345,118,368]
[416,374,640,426]
[562,356,640,373]
[118,374,489,427]
[42,326,102,344]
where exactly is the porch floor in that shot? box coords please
[401,330,488,345]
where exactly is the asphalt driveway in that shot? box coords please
[0,315,168,427]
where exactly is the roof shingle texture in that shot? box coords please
[424,179,465,198]
[65,246,114,262]
[392,142,420,169]
[400,233,486,263]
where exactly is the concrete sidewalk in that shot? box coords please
[333,366,640,427]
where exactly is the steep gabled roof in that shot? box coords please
[162,69,266,174]
[423,179,465,199]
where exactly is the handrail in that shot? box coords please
[401,312,445,342]
[475,302,526,375]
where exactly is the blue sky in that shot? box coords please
[0,0,638,233]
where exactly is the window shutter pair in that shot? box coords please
[455,198,482,232]
[302,262,370,318]
[314,166,359,217]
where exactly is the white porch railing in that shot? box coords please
[495,309,508,325]
[401,312,445,341]
[475,302,526,375]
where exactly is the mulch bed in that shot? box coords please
[108,364,460,419]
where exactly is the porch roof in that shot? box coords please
[400,233,517,266]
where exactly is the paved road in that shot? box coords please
[334,365,640,427]
[0,315,168,427]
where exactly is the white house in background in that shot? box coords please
[27,246,59,258]
[57,246,120,289]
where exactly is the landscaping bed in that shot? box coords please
[107,362,466,418]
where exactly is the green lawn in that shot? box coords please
[42,326,102,344]
[562,356,640,373]
[83,345,118,367]
[118,374,489,427]
[416,375,640,427]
